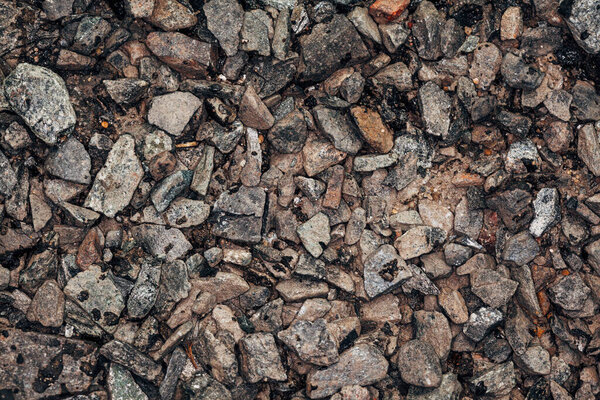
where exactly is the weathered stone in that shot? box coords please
[150,0,197,31]
[303,136,347,176]
[297,212,330,258]
[104,79,149,105]
[306,344,388,398]
[548,274,591,311]
[107,363,148,400]
[395,226,447,259]
[412,1,443,60]
[463,307,503,342]
[72,17,111,55]
[397,339,442,388]
[578,124,600,176]
[501,52,544,90]
[276,279,329,302]
[514,346,551,375]
[414,310,452,361]
[278,319,339,366]
[419,81,451,137]
[241,10,272,56]
[470,362,516,398]
[471,269,518,308]
[363,244,411,298]
[148,91,202,136]
[348,7,381,44]
[530,188,561,237]
[45,137,91,185]
[3,63,76,145]
[146,32,216,76]
[438,288,469,324]
[502,231,540,266]
[127,258,161,319]
[26,279,64,327]
[349,106,393,153]
[240,333,287,383]
[501,7,523,40]
[132,224,192,261]
[563,0,600,54]
[212,186,266,243]
[85,135,143,218]
[267,109,307,153]
[100,340,162,382]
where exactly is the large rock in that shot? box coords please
[146,32,216,76]
[563,0,600,54]
[397,339,442,388]
[212,186,266,243]
[204,0,244,56]
[147,91,202,136]
[84,134,144,218]
[306,344,388,398]
[299,14,369,81]
[0,329,98,399]
[278,319,339,366]
[3,63,76,144]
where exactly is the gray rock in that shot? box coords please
[544,121,573,153]
[3,63,76,145]
[107,363,148,400]
[297,212,330,258]
[3,121,32,151]
[103,79,149,105]
[501,52,544,90]
[278,318,339,366]
[100,340,162,382]
[463,307,503,342]
[571,80,600,121]
[153,260,191,318]
[164,198,211,228]
[471,269,519,308]
[348,7,381,44]
[240,333,287,383]
[440,18,465,58]
[0,149,17,197]
[306,344,388,398]
[363,244,412,298]
[402,263,440,296]
[203,0,243,56]
[313,106,363,155]
[147,91,202,136]
[412,1,443,60]
[530,188,561,237]
[42,0,74,20]
[505,139,540,173]
[407,373,462,400]
[272,8,291,60]
[578,124,600,176]
[353,153,398,172]
[159,348,187,400]
[63,265,125,333]
[72,16,111,55]
[470,362,516,398]
[299,14,369,81]
[345,207,366,245]
[443,243,473,267]
[419,81,451,137]
[548,274,591,311]
[395,226,447,260]
[207,120,244,154]
[397,339,442,388]
[132,224,192,261]
[241,10,272,56]
[521,26,563,57]
[564,0,600,54]
[150,170,193,212]
[85,135,143,218]
[212,186,266,243]
[544,90,572,121]
[470,43,502,90]
[268,109,307,153]
[511,265,543,317]
[45,137,91,184]
[371,62,412,92]
[514,346,551,375]
[502,231,540,266]
[190,145,214,196]
[183,371,232,400]
[295,176,326,202]
[380,23,409,54]
[127,258,162,319]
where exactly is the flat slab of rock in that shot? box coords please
[204,0,243,56]
[100,340,162,382]
[471,269,519,308]
[397,339,442,388]
[299,14,369,81]
[147,91,202,136]
[306,344,388,398]
[84,134,144,218]
[146,32,216,76]
[45,137,91,184]
[212,186,266,243]
[0,329,98,399]
[313,105,362,154]
[278,318,339,366]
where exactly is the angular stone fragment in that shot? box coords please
[501,52,544,90]
[407,373,462,400]
[239,85,275,130]
[104,79,149,105]
[3,63,76,145]
[241,10,272,56]
[571,80,600,121]
[363,244,411,298]
[414,310,452,361]
[471,269,519,308]
[297,212,330,258]
[307,344,388,398]
[530,188,560,237]
[191,145,214,196]
[548,274,591,311]
[395,226,447,259]
[369,0,409,23]
[0,149,17,197]
[501,7,523,40]
[164,198,211,228]
[469,43,502,90]
[397,340,442,388]
[64,265,125,333]
[419,81,451,137]
[26,279,64,327]
[100,340,162,382]
[299,14,369,81]
[349,106,393,153]
[212,186,266,243]
[127,258,161,319]
[502,231,540,266]
[85,135,143,218]
[240,333,287,383]
[470,362,516,398]
[412,1,443,60]
[151,170,193,212]
[146,32,216,76]
[303,137,347,176]
[0,329,98,399]
[204,0,243,56]
[544,90,572,121]
[438,288,469,324]
[348,7,381,44]
[463,307,503,342]
[45,137,91,184]
[267,109,307,153]
[150,0,197,31]
[278,318,339,366]
[108,363,148,400]
[514,346,551,375]
[148,91,202,136]
[132,224,192,261]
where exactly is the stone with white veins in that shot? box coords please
[530,188,561,237]
[297,212,330,258]
[363,244,412,298]
[3,63,76,145]
[147,91,202,136]
[203,0,244,57]
[85,134,144,218]
[45,137,91,184]
[418,81,451,137]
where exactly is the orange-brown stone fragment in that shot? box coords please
[350,106,394,153]
[322,165,345,209]
[369,0,410,24]
[76,227,103,268]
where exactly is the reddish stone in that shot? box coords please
[146,32,216,77]
[149,151,177,181]
[76,227,103,268]
[369,0,410,24]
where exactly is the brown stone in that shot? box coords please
[240,333,287,383]
[368,0,410,24]
[26,279,64,327]
[350,106,394,153]
[148,151,177,181]
[76,227,103,268]
[238,85,275,130]
[146,32,216,77]
[150,0,197,31]
[302,137,347,177]
[56,49,96,70]
[322,165,344,209]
